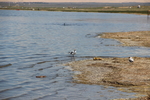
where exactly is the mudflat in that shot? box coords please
[100,31,150,47]
[64,31,150,99]
[65,57,150,92]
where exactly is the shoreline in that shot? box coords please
[64,57,150,90]
[64,31,150,100]
[64,57,150,99]
[1,7,150,15]
[100,31,150,47]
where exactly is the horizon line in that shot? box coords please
[0,1,149,3]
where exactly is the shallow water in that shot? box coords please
[0,10,150,100]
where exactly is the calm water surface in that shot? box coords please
[0,10,150,100]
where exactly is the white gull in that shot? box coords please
[129,57,134,62]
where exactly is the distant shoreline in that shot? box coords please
[0,8,149,15]
[0,2,150,15]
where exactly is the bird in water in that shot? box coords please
[68,49,76,56]
[129,57,134,62]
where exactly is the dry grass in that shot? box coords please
[100,31,150,47]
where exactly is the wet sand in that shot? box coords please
[64,31,150,99]
[65,57,150,91]
[100,31,150,47]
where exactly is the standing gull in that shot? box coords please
[68,49,76,56]
[129,57,134,62]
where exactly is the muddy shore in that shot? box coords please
[64,31,150,99]
[65,57,150,92]
[100,31,150,47]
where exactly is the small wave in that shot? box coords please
[0,79,7,83]
[35,92,57,100]
[37,66,53,71]
[32,87,47,91]
[4,93,28,100]
[18,64,35,69]
[0,86,22,93]
[0,63,12,68]
[36,61,51,64]
[17,81,32,86]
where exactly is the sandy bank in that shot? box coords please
[65,57,150,91]
[100,31,150,47]
[64,31,150,99]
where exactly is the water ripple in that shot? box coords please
[0,63,12,68]
[0,10,149,99]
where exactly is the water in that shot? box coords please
[0,10,150,100]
